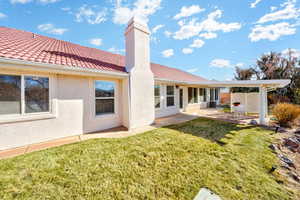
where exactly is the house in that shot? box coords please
[0,18,290,151]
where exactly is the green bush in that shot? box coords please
[273,103,300,127]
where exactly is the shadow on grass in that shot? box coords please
[165,117,256,145]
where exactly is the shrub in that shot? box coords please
[273,103,300,127]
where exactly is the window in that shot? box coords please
[188,87,193,103]
[25,76,49,113]
[95,81,115,115]
[210,88,215,101]
[0,75,21,115]
[199,88,205,102]
[188,87,198,104]
[209,88,219,102]
[203,88,207,102]
[0,74,49,116]
[154,85,160,109]
[215,88,219,101]
[166,85,175,107]
[193,88,198,103]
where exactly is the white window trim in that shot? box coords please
[94,80,116,117]
[166,85,175,108]
[199,88,207,103]
[188,87,200,105]
[0,72,56,124]
[154,84,161,110]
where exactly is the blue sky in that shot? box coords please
[0,0,300,80]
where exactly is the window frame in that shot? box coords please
[204,88,207,102]
[215,88,219,101]
[188,87,199,104]
[154,84,161,109]
[0,72,54,123]
[199,88,205,102]
[0,73,51,117]
[166,85,175,107]
[94,80,116,116]
[24,75,51,115]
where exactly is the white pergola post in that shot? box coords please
[259,86,268,125]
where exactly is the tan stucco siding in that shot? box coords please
[155,84,180,118]
[231,92,260,113]
[0,69,125,150]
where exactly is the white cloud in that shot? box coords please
[108,47,125,54]
[164,30,172,38]
[162,49,174,58]
[113,0,162,25]
[173,9,241,40]
[150,36,159,44]
[190,39,205,48]
[173,5,205,20]
[37,23,68,35]
[182,48,193,54]
[61,7,71,11]
[10,0,59,3]
[38,0,60,3]
[152,24,164,33]
[186,67,199,73]
[249,22,296,42]
[257,0,300,24]
[210,59,231,68]
[270,6,277,11]
[250,0,263,8]
[282,48,300,57]
[75,5,107,25]
[89,38,102,46]
[0,12,7,19]
[236,63,244,67]
[199,32,217,39]
[10,0,32,3]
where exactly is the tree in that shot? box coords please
[231,66,257,93]
[252,49,300,104]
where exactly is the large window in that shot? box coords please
[209,88,219,101]
[199,88,204,102]
[166,85,175,107]
[215,88,219,101]
[0,74,49,115]
[0,75,21,115]
[188,87,198,104]
[95,81,115,115]
[25,76,49,113]
[154,85,160,109]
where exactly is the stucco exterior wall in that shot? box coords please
[125,18,155,129]
[0,69,125,150]
[231,92,260,113]
[155,84,180,118]
[183,87,209,113]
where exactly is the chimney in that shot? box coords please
[124,17,155,128]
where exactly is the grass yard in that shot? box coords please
[0,118,295,200]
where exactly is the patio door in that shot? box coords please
[179,88,183,109]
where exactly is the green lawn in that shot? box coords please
[0,118,294,200]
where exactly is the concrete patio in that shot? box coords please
[0,108,260,159]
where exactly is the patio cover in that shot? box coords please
[156,78,291,125]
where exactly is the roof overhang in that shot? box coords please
[155,78,290,88]
[0,57,129,79]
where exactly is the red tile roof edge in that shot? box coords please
[0,26,208,82]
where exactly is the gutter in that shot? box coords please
[0,57,129,78]
[154,78,291,88]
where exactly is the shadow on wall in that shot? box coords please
[165,117,255,145]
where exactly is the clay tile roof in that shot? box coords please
[0,26,207,82]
